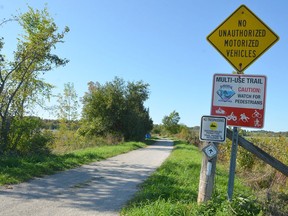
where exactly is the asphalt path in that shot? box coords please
[0,139,173,216]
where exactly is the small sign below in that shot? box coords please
[200,116,227,142]
[202,142,218,160]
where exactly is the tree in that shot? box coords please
[81,78,126,136]
[0,7,69,154]
[162,110,180,134]
[123,81,153,140]
[80,77,153,141]
[57,82,79,129]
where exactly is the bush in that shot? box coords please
[9,117,54,155]
[19,130,54,155]
[51,128,125,154]
[238,148,255,170]
[217,133,288,216]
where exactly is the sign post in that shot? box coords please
[206,4,279,202]
[198,116,226,203]
[227,127,239,201]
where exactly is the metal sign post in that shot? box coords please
[227,126,239,201]
[207,4,279,202]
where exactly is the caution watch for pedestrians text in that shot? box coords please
[207,5,279,72]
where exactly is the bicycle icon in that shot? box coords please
[227,112,237,121]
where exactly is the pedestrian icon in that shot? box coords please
[240,113,250,122]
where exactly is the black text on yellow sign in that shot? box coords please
[207,5,279,72]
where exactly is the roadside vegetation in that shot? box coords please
[150,122,288,215]
[121,140,262,215]
[219,131,288,215]
[0,5,154,190]
[0,140,152,185]
[1,5,287,216]
[0,6,153,157]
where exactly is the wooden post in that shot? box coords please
[197,142,218,203]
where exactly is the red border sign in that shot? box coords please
[211,74,266,128]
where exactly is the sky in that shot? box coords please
[1,0,287,132]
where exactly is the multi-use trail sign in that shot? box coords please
[207,5,279,72]
[211,73,266,128]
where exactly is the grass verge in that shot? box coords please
[0,141,150,185]
[121,140,263,216]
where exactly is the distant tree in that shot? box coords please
[0,7,69,154]
[151,124,162,135]
[162,110,180,134]
[41,119,60,130]
[123,80,153,140]
[178,124,189,138]
[80,77,153,141]
[57,82,79,130]
[81,78,126,136]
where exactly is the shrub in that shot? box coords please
[9,117,54,155]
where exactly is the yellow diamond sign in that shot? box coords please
[207,5,279,72]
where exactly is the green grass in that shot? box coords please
[0,139,266,215]
[0,141,148,185]
[121,140,262,216]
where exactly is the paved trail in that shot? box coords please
[0,140,173,216]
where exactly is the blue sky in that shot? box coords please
[1,0,287,132]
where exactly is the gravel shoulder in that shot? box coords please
[0,139,173,216]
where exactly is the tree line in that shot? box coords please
[0,7,153,155]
